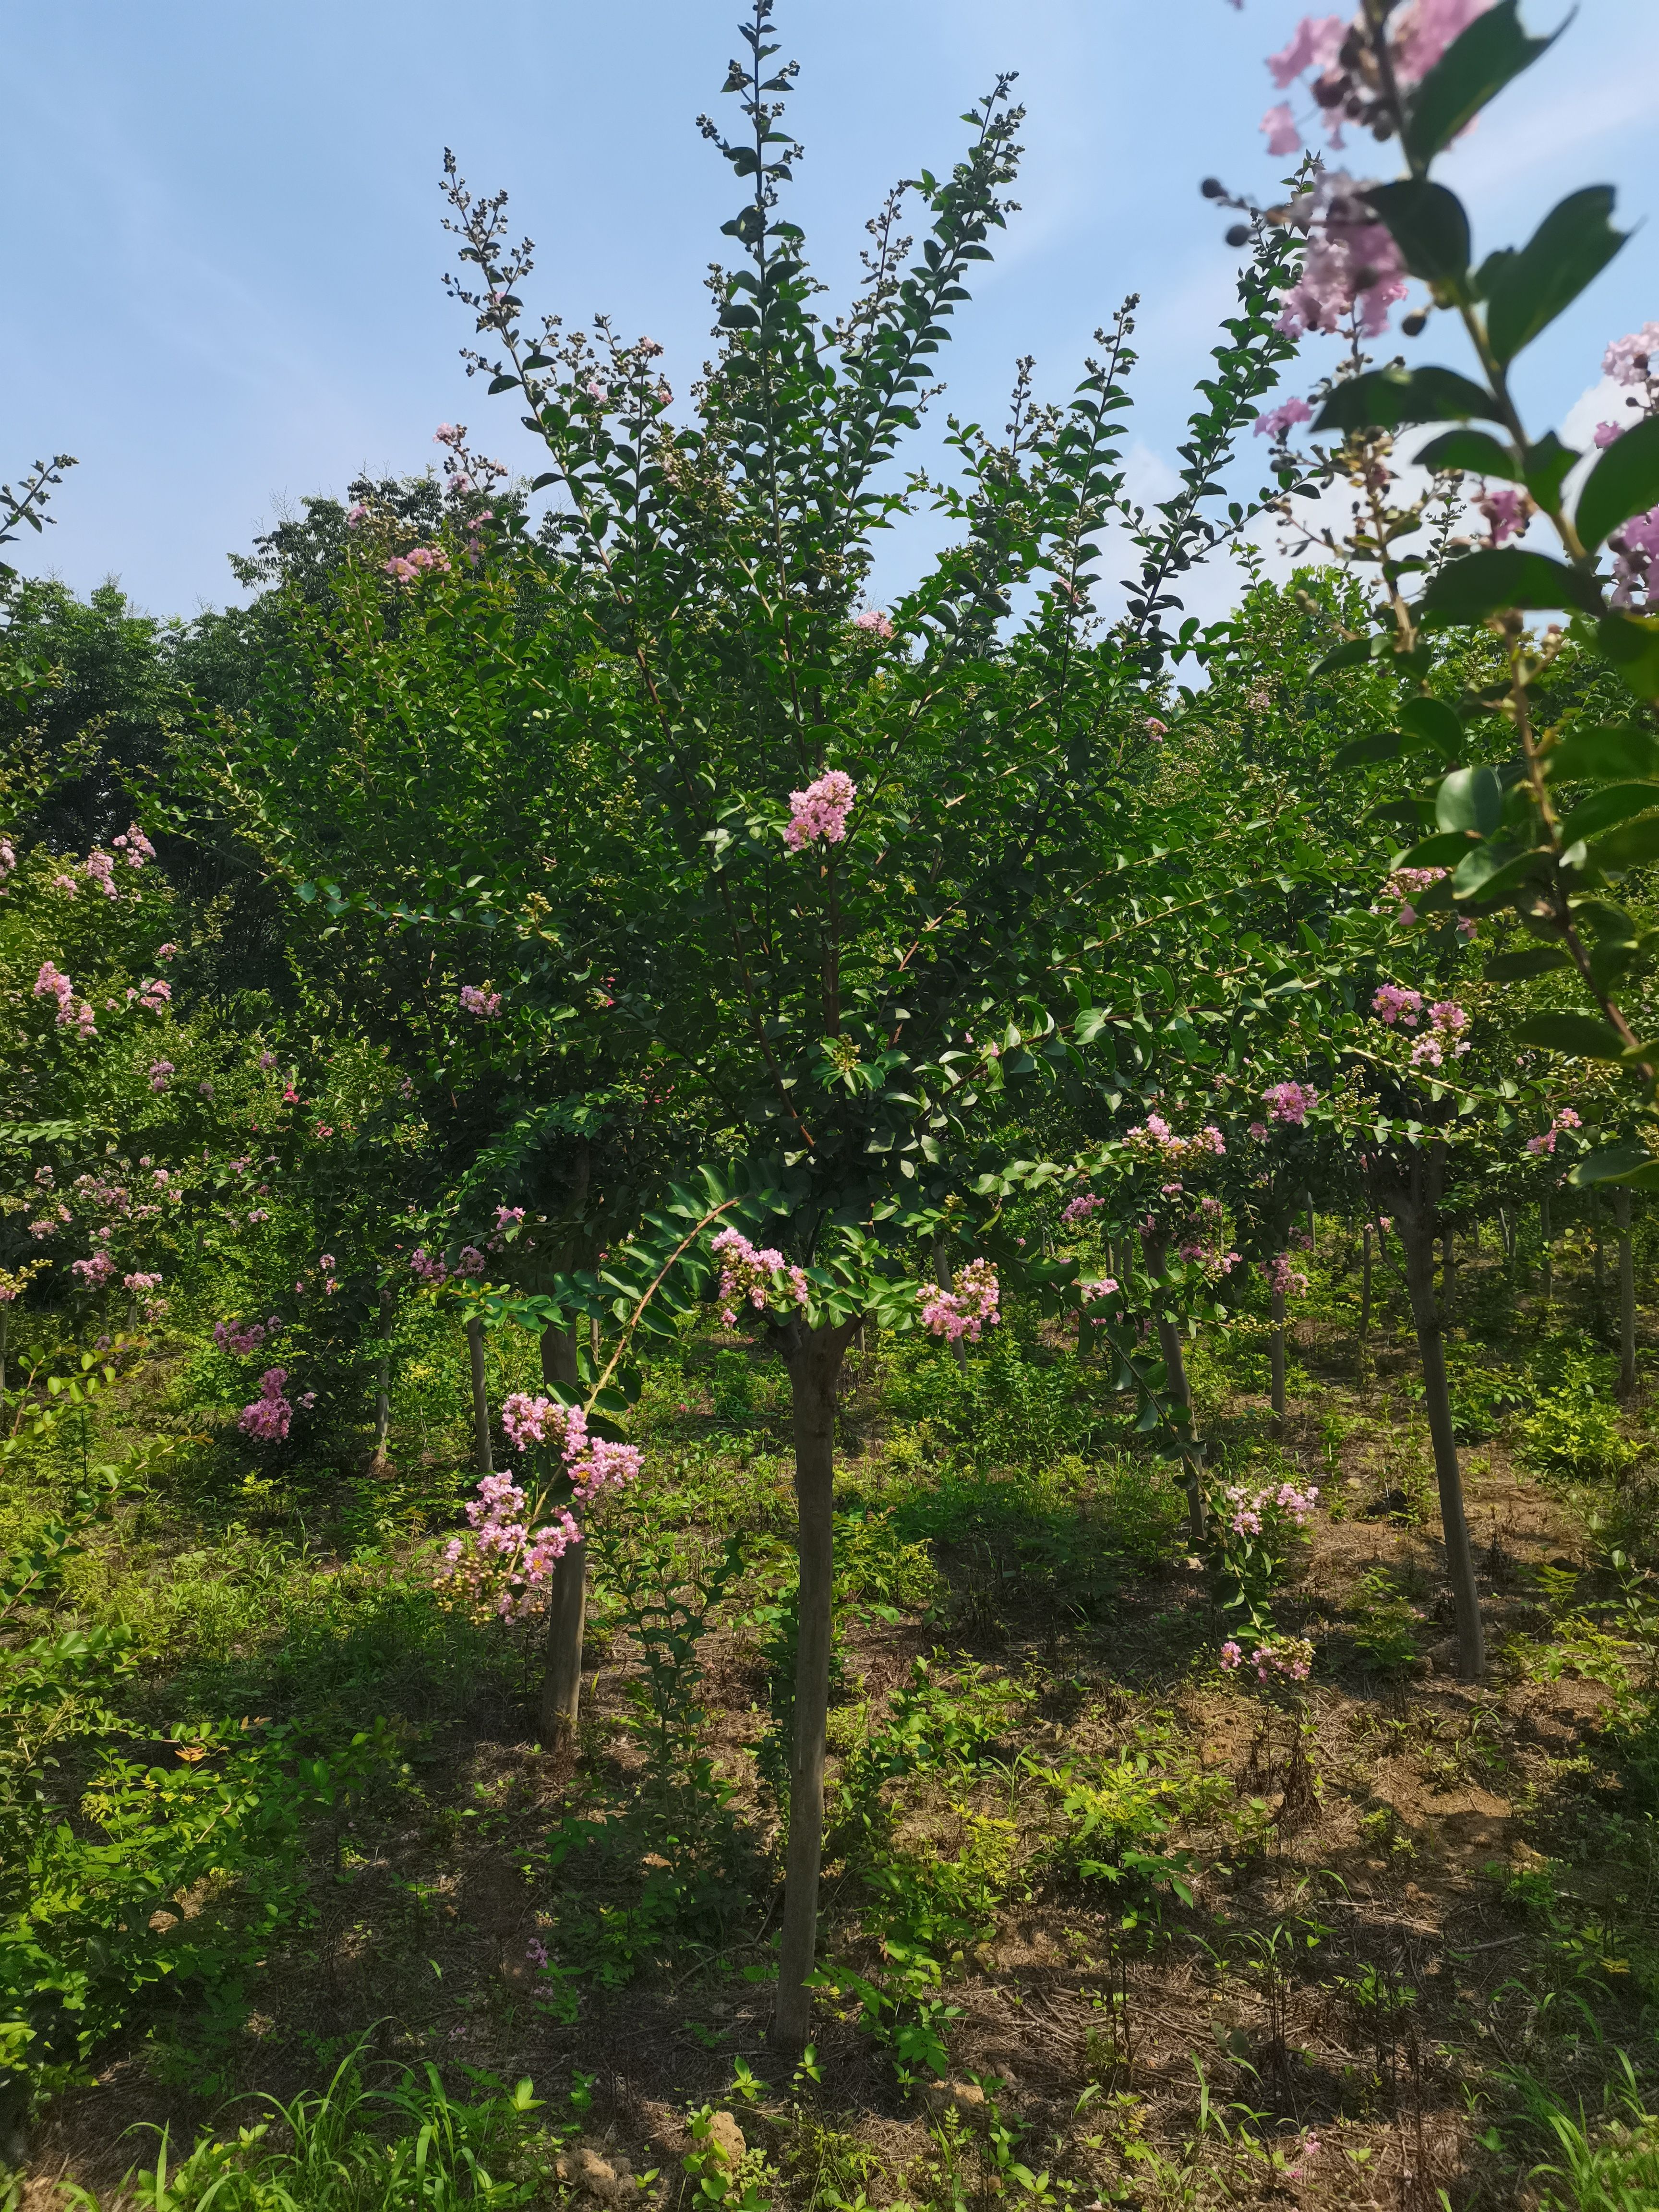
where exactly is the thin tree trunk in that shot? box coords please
[1440,1228,1456,1330]
[1142,1232,1205,1544]
[539,1319,587,1746]
[466,1314,492,1474]
[1500,1206,1516,1265]
[0,1300,8,1403]
[1615,1190,1637,1400]
[1540,1194,1552,1303]
[1593,1189,1607,1305]
[1395,1164,1484,1683]
[933,1236,967,1373]
[372,1292,393,1465]
[1360,1224,1372,1341]
[774,1317,860,2055]
[1270,1288,1287,1425]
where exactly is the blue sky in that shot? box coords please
[5,0,1656,625]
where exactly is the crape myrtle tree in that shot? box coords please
[1204,0,1659,1220]
[410,0,1333,2047]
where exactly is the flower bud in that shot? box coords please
[1225,224,1251,248]
[1200,178,1226,200]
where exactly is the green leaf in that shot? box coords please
[1405,0,1559,164]
[1395,830,1477,869]
[1484,946,1570,981]
[1598,614,1659,701]
[1586,810,1659,871]
[1455,846,1551,905]
[1568,1141,1652,1187]
[1516,1011,1629,1060]
[1484,188,1628,367]
[1557,782,1659,849]
[1399,696,1465,760]
[1414,428,1521,479]
[1419,549,1604,622]
[1523,433,1579,513]
[1313,365,1501,435]
[1312,636,1385,674]
[1365,180,1471,287]
[1436,765,1503,835]
[1575,415,1659,553]
[1333,732,1405,769]
[1548,722,1659,784]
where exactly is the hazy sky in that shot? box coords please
[5,0,1656,626]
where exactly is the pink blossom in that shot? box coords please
[1254,395,1312,440]
[1265,14,1345,89]
[148,1060,174,1092]
[434,423,464,446]
[1391,0,1496,83]
[346,502,370,526]
[1080,1276,1120,1303]
[72,1251,116,1287]
[35,962,74,1019]
[1595,421,1626,448]
[1124,1118,1225,1169]
[123,1271,163,1292]
[852,609,894,638]
[784,769,857,852]
[1604,324,1659,384]
[83,851,118,899]
[1248,1121,1269,1142]
[460,983,502,1018]
[52,874,78,897]
[215,1317,269,1355]
[112,822,156,868]
[1261,102,1302,156]
[1263,1253,1309,1299]
[1478,484,1531,546]
[495,1204,526,1228]
[410,1247,449,1284]
[1262,1080,1317,1126]
[1371,983,1423,1027]
[1062,1192,1104,1226]
[921,1256,1000,1345]
[1275,172,1408,340]
[139,977,172,1011]
[0,839,13,879]
[239,1367,294,1442]
[1382,864,1448,922]
[1609,505,1659,609]
[156,943,178,961]
[1145,717,1167,740]
[1220,1640,1243,1670]
[710,1227,811,1326]
[455,1245,486,1276]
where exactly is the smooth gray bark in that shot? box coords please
[538,1319,587,1746]
[466,1314,493,1474]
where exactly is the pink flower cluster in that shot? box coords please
[84,852,118,900]
[1371,983,1423,1027]
[784,769,856,851]
[135,977,171,1013]
[1264,1253,1310,1300]
[1262,2,1493,156]
[72,1251,116,1287]
[410,1247,449,1283]
[499,1394,643,1501]
[1253,395,1311,442]
[0,838,13,880]
[239,1368,294,1441]
[1596,324,1659,448]
[1274,171,1407,339]
[495,1204,525,1228]
[123,1271,163,1293]
[852,609,894,638]
[215,1316,276,1355]
[1222,1479,1320,1539]
[1220,1633,1314,1684]
[149,1060,175,1092]
[1610,506,1659,610]
[1382,866,1447,924]
[1527,1106,1582,1158]
[921,1256,1000,1344]
[1409,999,1471,1068]
[1478,485,1532,547]
[1081,1276,1121,1303]
[1123,1115,1226,1168]
[385,546,451,582]
[113,822,155,868]
[439,1472,581,1620]
[34,962,96,1039]
[1261,1080,1317,1127]
[710,1227,810,1328]
[1061,1191,1104,1226]
[460,984,501,1018]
